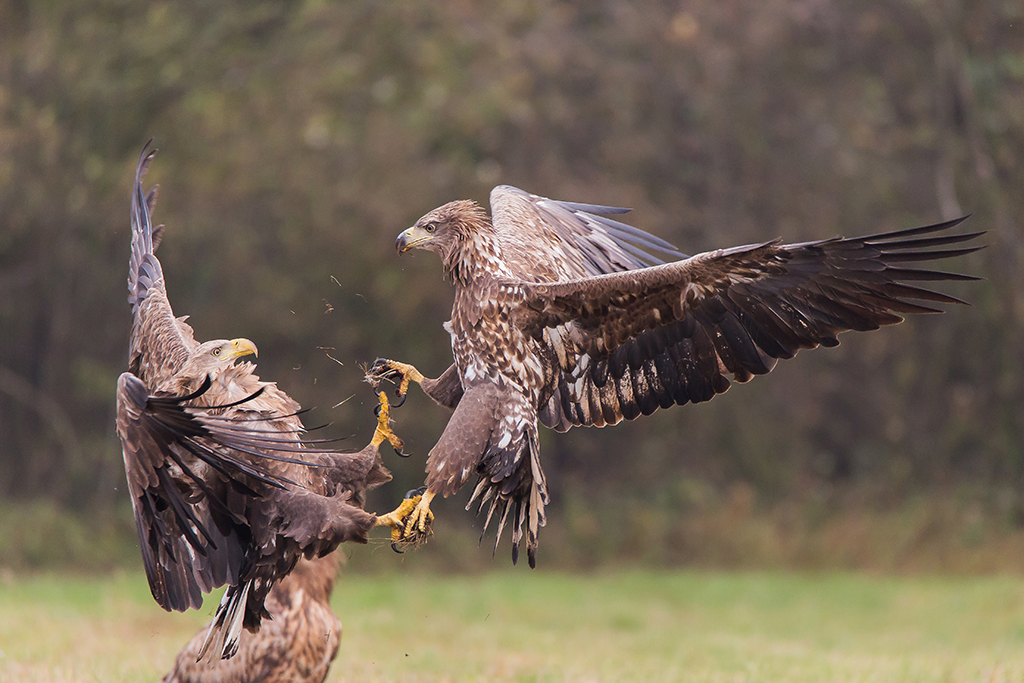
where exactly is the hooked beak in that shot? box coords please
[396,226,432,254]
[226,338,258,360]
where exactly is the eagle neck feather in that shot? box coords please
[444,211,512,286]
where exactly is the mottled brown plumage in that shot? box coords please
[115,144,392,661]
[161,553,343,683]
[375,185,982,567]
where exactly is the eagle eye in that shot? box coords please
[424,222,436,233]
[212,348,221,357]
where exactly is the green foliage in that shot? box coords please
[0,0,1020,568]
[0,501,137,572]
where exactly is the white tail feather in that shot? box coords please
[197,580,250,663]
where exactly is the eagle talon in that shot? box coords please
[367,359,424,410]
[374,490,435,552]
[370,392,405,455]
[374,494,422,533]
[400,490,435,542]
[367,358,399,384]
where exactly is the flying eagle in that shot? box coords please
[161,553,344,683]
[115,144,399,660]
[372,185,982,567]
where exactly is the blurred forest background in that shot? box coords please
[0,0,1021,573]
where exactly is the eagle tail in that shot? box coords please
[511,500,526,566]
[468,426,548,567]
[197,579,251,663]
[493,497,514,559]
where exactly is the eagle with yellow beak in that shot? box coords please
[373,186,982,568]
[116,143,398,661]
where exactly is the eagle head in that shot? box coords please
[397,200,491,279]
[198,338,259,363]
[177,338,259,390]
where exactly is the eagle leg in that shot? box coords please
[370,391,406,456]
[367,358,425,408]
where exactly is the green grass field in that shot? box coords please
[2,569,1023,682]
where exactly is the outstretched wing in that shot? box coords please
[489,185,685,282]
[510,218,983,431]
[118,373,249,613]
[127,142,197,384]
[115,373,326,613]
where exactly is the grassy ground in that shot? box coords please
[1,569,1023,682]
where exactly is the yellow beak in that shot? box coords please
[227,338,258,360]
[396,226,432,253]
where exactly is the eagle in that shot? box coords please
[160,553,344,683]
[371,185,982,568]
[115,143,398,660]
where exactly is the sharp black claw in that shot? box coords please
[395,445,409,457]
[391,542,404,554]
[405,486,427,499]
[373,402,383,417]
[392,390,407,408]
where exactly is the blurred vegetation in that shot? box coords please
[0,0,1022,570]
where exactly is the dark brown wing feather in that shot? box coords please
[127,143,197,382]
[513,218,982,431]
[489,185,684,282]
[116,372,334,613]
[118,377,381,649]
[117,373,255,613]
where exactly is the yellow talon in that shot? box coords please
[397,364,420,398]
[368,359,425,407]
[402,490,435,540]
[374,494,422,544]
[370,392,405,454]
[374,489,436,552]
[384,360,425,392]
